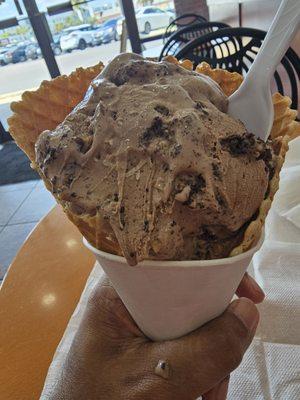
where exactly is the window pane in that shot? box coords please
[0,0,50,132]
[43,1,127,75]
[138,4,175,45]
[0,0,176,133]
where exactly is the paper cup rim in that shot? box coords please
[83,231,264,269]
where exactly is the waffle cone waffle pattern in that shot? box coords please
[8,57,300,259]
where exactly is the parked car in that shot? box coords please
[166,7,175,14]
[25,43,40,60]
[0,47,8,66]
[4,44,28,64]
[3,47,15,64]
[93,18,120,45]
[117,6,174,36]
[60,24,95,52]
[52,34,62,55]
[26,36,62,60]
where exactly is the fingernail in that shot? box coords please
[228,298,259,331]
[248,276,265,298]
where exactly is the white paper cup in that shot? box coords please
[84,234,264,341]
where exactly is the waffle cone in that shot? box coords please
[8,58,300,259]
[9,64,104,162]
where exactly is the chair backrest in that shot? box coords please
[160,21,230,60]
[174,27,300,110]
[159,22,229,60]
[163,13,207,43]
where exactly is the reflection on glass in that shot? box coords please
[42,293,56,306]
[66,238,78,248]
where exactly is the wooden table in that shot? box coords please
[0,205,95,400]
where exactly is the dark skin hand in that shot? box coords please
[46,272,264,400]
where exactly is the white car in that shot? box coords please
[60,24,95,52]
[117,6,174,36]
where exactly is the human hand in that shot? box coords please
[203,272,264,399]
[47,273,264,400]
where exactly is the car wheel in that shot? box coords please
[0,61,5,66]
[144,21,151,34]
[20,56,26,62]
[67,49,72,53]
[78,39,87,50]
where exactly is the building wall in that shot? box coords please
[174,0,209,20]
[208,0,299,52]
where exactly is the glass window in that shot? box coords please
[0,0,176,133]
[143,8,153,14]
[43,1,127,75]
[0,0,49,132]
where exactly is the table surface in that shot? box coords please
[0,205,95,400]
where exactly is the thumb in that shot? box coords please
[150,298,259,400]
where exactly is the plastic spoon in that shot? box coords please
[228,0,300,141]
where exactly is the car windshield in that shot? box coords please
[103,19,116,27]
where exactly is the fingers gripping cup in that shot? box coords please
[85,234,264,341]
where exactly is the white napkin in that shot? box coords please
[40,137,300,399]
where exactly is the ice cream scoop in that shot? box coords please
[228,0,300,141]
[36,53,275,265]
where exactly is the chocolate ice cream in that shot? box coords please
[36,53,274,265]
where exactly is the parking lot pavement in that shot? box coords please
[0,37,163,96]
[0,41,122,96]
[0,38,163,126]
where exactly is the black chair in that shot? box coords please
[163,13,207,43]
[160,21,230,60]
[175,27,300,110]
